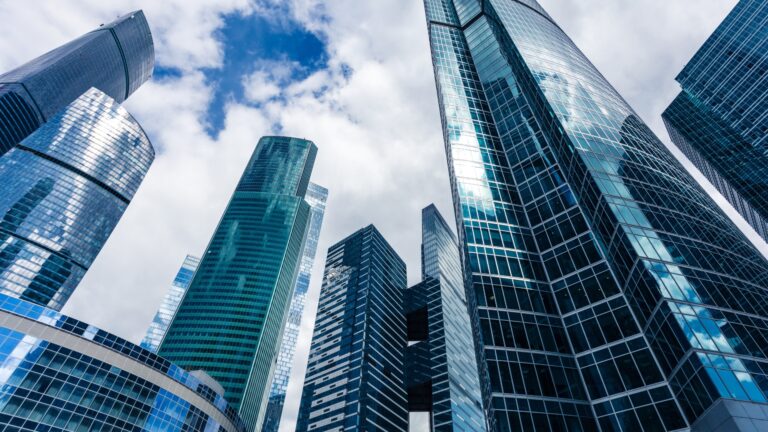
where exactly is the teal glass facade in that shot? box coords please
[0,293,246,432]
[0,11,154,156]
[158,137,316,431]
[296,225,408,432]
[663,0,768,243]
[261,183,327,432]
[424,1,768,430]
[0,88,154,311]
[140,255,201,353]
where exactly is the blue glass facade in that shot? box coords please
[0,10,154,157]
[0,293,246,431]
[424,1,768,430]
[159,137,316,431]
[0,88,154,311]
[140,255,201,353]
[663,0,768,243]
[261,183,327,432]
[296,225,409,432]
[406,205,488,431]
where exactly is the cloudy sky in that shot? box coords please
[1,0,762,430]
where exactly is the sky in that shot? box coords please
[0,0,762,430]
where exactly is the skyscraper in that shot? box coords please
[159,136,317,431]
[140,255,201,352]
[405,205,487,431]
[424,1,768,430]
[0,88,154,310]
[262,183,327,432]
[663,0,768,242]
[296,225,408,432]
[0,10,154,156]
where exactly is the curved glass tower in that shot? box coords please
[159,136,317,431]
[262,183,327,432]
[0,10,154,156]
[424,1,768,430]
[0,88,154,311]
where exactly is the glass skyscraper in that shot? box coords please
[159,136,317,431]
[424,0,768,430]
[261,183,327,432]
[140,255,201,352]
[0,88,154,311]
[0,293,246,432]
[296,225,409,432]
[0,10,154,157]
[405,204,487,431]
[663,0,768,243]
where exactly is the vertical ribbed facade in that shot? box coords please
[296,225,408,432]
[0,88,154,310]
[140,254,201,352]
[159,136,316,431]
[424,1,768,431]
[0,11,154,156]
[663,0,768,243]
[262,183,328,432]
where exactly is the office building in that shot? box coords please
[423,0,768,430]
[405,204,487,431]
[663,0,768,242]
[159,137,317,430]
[0,293,246,431]
[262,183,328,432]
[0,88,154,310]
[296,225,408,432]
[140,255,201,352]
[0,10,154,156]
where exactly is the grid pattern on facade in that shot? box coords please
[296,225,408,432]
[0,88,153,311]
[261,183,328,432]
[140,255,200,353]
[159,137,316,431]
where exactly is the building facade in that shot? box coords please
[0,293,246,431]
[424,1,768,431]
[0,88,154,311]
[159,136,316,431]
[663,0,768,242]
[0,10,154,157]
[140,255,201,352]
[296,225,409,432]
[405,205,487,431]
[262,183,327,432]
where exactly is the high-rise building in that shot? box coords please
[159,136,317,431]
[663,0,768,242]
[262,183,327,432]
[424,1,768,430]
[0,88,154,311]
[405,204,487,431]
[140,255,201,352]
[296,225,408,432]
[0,10,154,156]
[0,293,246,432]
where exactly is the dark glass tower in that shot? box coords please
[296,225,408,432]
[0,88,154,310]
[663,0,768,242]
[405,204,487,431]
[424,1,768,430]
[0,11,154,157]
[261,183,327,432]
[159,136,316,431]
